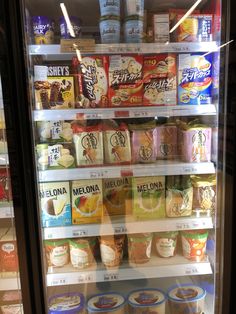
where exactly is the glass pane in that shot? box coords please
[0,74,24,313]
[22,0,226,313]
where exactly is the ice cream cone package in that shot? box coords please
[73,56,109,108]
[36,143,75,170]
[129,121,157,163]
[34,65,75,109]
[155,124,177,159]
[39,181,72,227]
[178,53,213,105]
[71,179,103,224]
[103,121,131,164]
[178,121,212,163]
[108,55,143,106]
[73,124,104,166]
[36,121,73,143]
[132,176,165,220]
[103,177,132,216]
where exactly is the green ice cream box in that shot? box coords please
[132,176,166,220]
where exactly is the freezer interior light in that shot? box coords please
[60,3,75,38]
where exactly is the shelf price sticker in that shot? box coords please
[114,110,130,118]
[90,169,110,179]
[77,273,94,283]
[114,226,127,234]
[120,169,133,177]
[176,222,191,230]
[185,266,199,276]
[133,110,149,118]
[104,273,119,281]
[84,112,103,120]
[72,229,88,237]
[182,166,198,174]
[50,277,67,286]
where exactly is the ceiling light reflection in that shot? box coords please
[60,3,75,38]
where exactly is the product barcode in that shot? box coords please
[73,230,88,237]
[104,273,119,281]
[110,55,122,70]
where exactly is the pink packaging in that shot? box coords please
[180,126,212,163]
[131,127,158,163]
[156,125,177,159]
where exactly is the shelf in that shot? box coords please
[0,154,8,165]
[29,42,218,60]
[38,161,215,182]
[0,203,14,219]
[33,105,217,121]
[0,275,21,291]
[46,255,212,286]
[43,216,213,240]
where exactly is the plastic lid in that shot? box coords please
[49,293,84,313]
[128,288,166,307]
[87,292,125,312]
[168,284,206,302]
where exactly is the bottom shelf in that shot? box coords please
[46,254,212,287]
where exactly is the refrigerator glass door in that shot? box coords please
[22,0,227,313]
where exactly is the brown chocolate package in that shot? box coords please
[99,235,125,267]
[128,233,153,264]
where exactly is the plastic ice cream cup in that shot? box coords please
[87,292,126,313]
[124,15,143,43]
[124,0,144,17]
[128,288,166,314]
[99,16,120,43]
[48,292,85,313]
[167,284,206,314]
[32,16,55,44]
[99,0,121,17]
[59,16,82,39]
[181,230,209,262]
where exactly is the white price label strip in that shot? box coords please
[77,273,94,283]
[114,226,127,234]
[50,277,67,286]
[185,266,199,275]
[72,229,88,237]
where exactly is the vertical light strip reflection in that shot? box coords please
[169,0,202,33]
[60,2,75,37]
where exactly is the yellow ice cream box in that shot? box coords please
[132,176,166,220]
[71,179,103,224]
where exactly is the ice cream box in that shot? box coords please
[39,181,72,227]
[132,176,166,220]
[178,53,213,105]
[71,179,103,224]
[103,177,132,216]
[0,228,18,272]
[36,121,73,143]
[36,143,75,170]
[76,56,109,108]
[109,82,143,107]
[153,14,170,43]
[143,54,176,82]
[34,64,75,110]
[175,14,213,42]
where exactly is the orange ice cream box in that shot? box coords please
[71,179,103,224]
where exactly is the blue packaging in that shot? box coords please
[49,292,84,313]
[99,0,120,17]
[178,53,213,105]
[59,16,82,39]
[124,16,143,43]
[39,181,72,227]
[99,16,120,43]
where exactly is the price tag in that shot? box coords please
[72,229,88,237]
[133,110,149,118]
[120,169,133,177]
[84,113,102,120]
[77,273,94,283]
[90,170,109,179]
[185,266,199,275]
[104,273,119,281]
[50,277,67,286]
[176,223,191,230]
[114,110,130,118]
[51,121,63,140]
[183,166,197,173]
[45,233,53,239]
[114,226,127,234]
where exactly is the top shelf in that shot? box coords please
[29,42,218,60]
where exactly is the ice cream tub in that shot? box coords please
[124,16,143,43]
[128,233,153,264]
[32,16,54,44]
[124,0,144,17]
[168,284,206,314]
[128,288,166,313]
[181,230,208,261]
[87,292,126,313]
[49,292,85,313]
[59,16,82,39]
[99,0,120,17]
[154,231,178,258]
[99,16,120,43]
